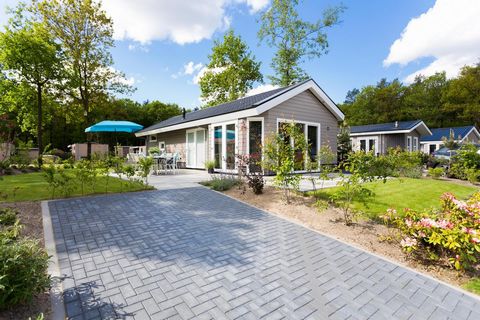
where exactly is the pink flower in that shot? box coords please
[405,218,413,227]
[419,218,438,228]
[401,237,417,248]
[462,227,477,235]
[417,231,426,238]
[437,219,454,229]
[387,208,397,215]
[441,192,456,202]
[471,238,480,244]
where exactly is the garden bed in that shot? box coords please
[223,185,479,294]
[0,202,51,320]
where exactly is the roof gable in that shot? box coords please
[420,126,479,142]
[350,120,431,136]
[136,79,344,136]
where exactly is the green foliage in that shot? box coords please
[313,199,329,213]
[201,176,241,191]
[0,208,18,226]
[148,147,160,155]
[428,167,445,179]
[262,122,308,202]
[199,30,263,107]
[341,64,480,128]
[337,122,351,164]
[0,237,50,309]
[387,149,424,179]
[204,160,216,170]
[137,157,153,184]
[382,192,480,271]
[448,143,480,180]
[258,0,345,86]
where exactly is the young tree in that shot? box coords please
[258,0,344,86]
[0,12,63,164]
[34,0,132,157]
[337,122,351,164]
[199,30,263,107]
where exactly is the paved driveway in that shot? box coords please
[47,188,480,320]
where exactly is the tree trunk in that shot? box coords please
[85,107,92,159]
[37,84,43,166]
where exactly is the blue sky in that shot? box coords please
[109,0,435,107]
[3,0,479,108]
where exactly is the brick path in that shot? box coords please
[48,188,480,319]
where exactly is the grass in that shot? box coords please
[464,278,480,295]
[312,178,478,219]
[0,171,153,202]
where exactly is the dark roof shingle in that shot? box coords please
[420,126,476,142]
[138,80,309,134]
[350,120,422,134]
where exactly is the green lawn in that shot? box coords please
[313,178,478,219]
[0,171,152,202]
[464,278,480,295]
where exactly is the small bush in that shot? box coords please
[465,168,479,184]
[382,192,480,271]
[428,167,444,179]
[0,208,17,226]
[0,238,50,309]
[201,176,240,191]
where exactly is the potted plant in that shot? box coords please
[205,160,215,174]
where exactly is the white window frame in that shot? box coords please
[276,118,321,170]
[357,136,379,153]
[158,141,165,151]
[150,135,157,142]
[185,128,206,169]
[407,136,412,152]
[210,120,238,171]
[413,137,418,151]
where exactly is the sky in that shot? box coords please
[1,0,480,108]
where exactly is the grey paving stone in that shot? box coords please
[49,187,480,320]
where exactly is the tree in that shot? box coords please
[0,10,63,164]
[258,0,344,86]
[34,0,132,157]
[337,122,351,164]
[199,30,263,107]
[443,63,480,128]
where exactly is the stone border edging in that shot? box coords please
[41,201,66,320]
[202,185,480,302]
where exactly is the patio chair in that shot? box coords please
[165,152,179,174]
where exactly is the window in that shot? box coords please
[159,141,165,151]
[277,119,320,170]
[248,120,263,172]
[307,126,318,161]
[429,144,436,154]
[150,135,157,142]
[407,136,412,152]
[226,124,236,170]
[358,137,377,153]
[214,126,222,169]
[413,137,418,151]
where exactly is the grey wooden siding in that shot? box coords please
[464,130,479,143]
[260,90,339,154]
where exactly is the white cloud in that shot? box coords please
[246,84,278,96]
[384,0,480,82]
[192,66,226,84]
[171,61,204,79]
[102,0,269,45]
[127,43,149,52]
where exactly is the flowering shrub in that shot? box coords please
[382,192,480,270]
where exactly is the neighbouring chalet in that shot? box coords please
[350,120,432,154]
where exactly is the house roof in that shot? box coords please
[136,79,344,136]
[420,126,479,143]
[350,120,431,136]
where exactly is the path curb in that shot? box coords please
[41,201,66,320]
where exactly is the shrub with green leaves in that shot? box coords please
[0,238,50,309]
[262,122,307,203]
[0,208,17,226]
[201,176,240,191]
[428,167,444,179]
[138,157,154,184]
[448,143,480,180]
[382,192,480,271]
